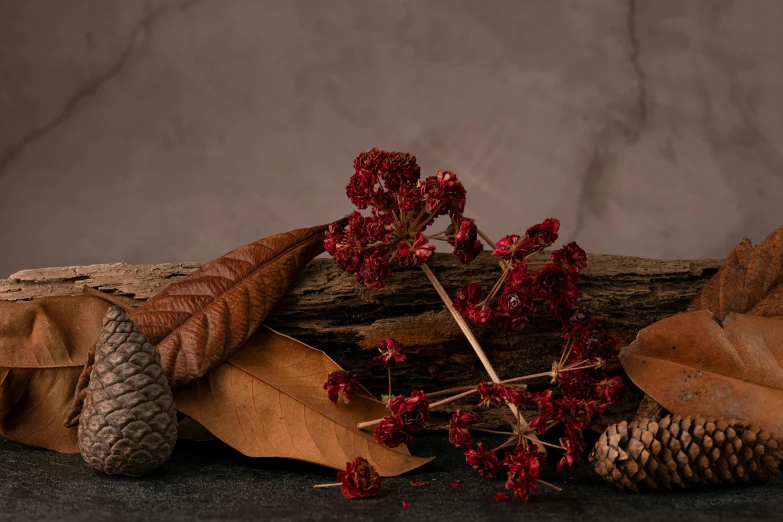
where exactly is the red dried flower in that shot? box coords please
[397,232,435,266]
[477,383,526,408]
[464,443,500,479]
[373,338,407,368]
[448,215,483,264]
[500,384,527,406]
[495,492,510,501]
[324,370,360,404]
[448,410,480,447]
[551,241,587,272]
[525,218,560,247]
[324,222,342,257]
[476,382,505,408]
[594,375,624,404]
[557,370,597,400]
[379,151,421,192]
[418,170,466,217]
[364,209,394,243]
[502,443,544,501]
[579,328,618,363]
[497,284,535,332]
[557,425,587,470]
[468,306,496,326]
[346,169,377,210]
[356,249,393,289]
[562,309,595,335]
[452,282,486,321]
[531,263,578,314]
[374,416,411,448]
[388,390,430,436]
[492,234,535,262]
[509,262,535,288]
[337,456,382,499]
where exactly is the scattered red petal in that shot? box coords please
[444,481,461,488]
[409,480,429,487]
[402,501,410,509]
[495,492,510,501]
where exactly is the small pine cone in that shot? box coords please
[590,415,783,491]
[78,306,178,476]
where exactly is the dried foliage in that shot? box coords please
[621,225,783,432]
[175,326,432,476]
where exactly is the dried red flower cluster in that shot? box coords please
[374,390,430,448]
[337,457,382,499]
[452,218,588,331]
[321,149,624,503]
[325,148,483,289]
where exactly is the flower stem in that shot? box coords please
[472,428,516,436]
[537,479,563,492]
[476,228,496,248]
[387,367,392,398]
[313,482,341,488]
[492,437,518,453]
[420,263,502,384]
[419,263,546,450]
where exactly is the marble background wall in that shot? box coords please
[1,0,782,276]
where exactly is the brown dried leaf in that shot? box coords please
[619,310,783,432]
[129,223,332,389]
[0,296,110,452]
[174,325,434,477]
[688,225,783,319]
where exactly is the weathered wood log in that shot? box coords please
[0,253,721,428]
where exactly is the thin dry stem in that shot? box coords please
[537,479,563,492]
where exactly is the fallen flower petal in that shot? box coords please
[444,481,461,488]
[495,492,510,501]
[402,501,410,509]
[409,480,429,487]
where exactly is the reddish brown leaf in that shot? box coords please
[174,325,433,476]
[619,310,783,432]
[129,223,333,389]
[0,296,111,452]
[688,225,783,320]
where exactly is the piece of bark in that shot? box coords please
[1,253,722,428]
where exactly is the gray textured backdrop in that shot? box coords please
[1,0,783,277]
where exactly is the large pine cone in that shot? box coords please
[590,415,783,490]
[78,306,178,476]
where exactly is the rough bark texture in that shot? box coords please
[1,253,722,428]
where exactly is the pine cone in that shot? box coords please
[77,306,178,476]
[590,415,783,490]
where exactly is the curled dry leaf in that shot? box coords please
[174,325,433,476]
[128,222,334,390]
[0,296,110,452]
[623,224,783,430]
[619,311,783,433]
[688,224,783,320]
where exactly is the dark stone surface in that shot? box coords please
[1,434,782,522]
